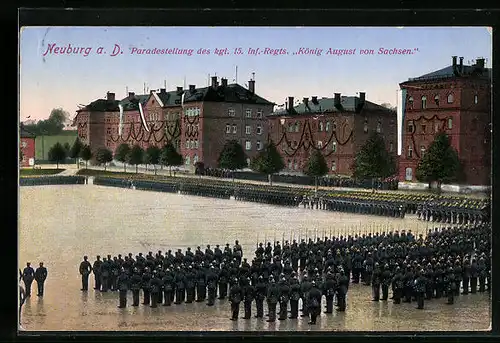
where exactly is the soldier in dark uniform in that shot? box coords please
[218,262,229,299]
[229,278,243,321]
[363,252,374,285]
[174,266,185,304]
[352,249,363,283]
[130,268,142,306]
[117,268,129,308]
[234,240,243,266]
[196,265,207,302]
[307,280,322,325]
[444,267,456,304]
[110,256,120,291]
[391,267,404,304]
[99,257,110,292]
[141,267,152,305]
[478,256,487,292]
[34,262,47,297]
[79,256,92,291]
[461,258,471,295]
[266,277,279,322]
[185,266,196,303]
[92,256,102,290]
[289,275,301,319]
[434,262,444,299]
[381,263,392,301]
[206,266,218,306]
[162,269,174,306]
[413,269,426,309]
[470,258,479,294]
[22,262,35,297]
[254,276,266,318]
[323,271,336,314]
[242,277,255,319]
[403,265,414,303]
[337,267,349,312]
[278,276,290,320]
[371,262,382,301]
[150,270,161,308]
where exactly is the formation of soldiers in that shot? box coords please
[79,221,490,324]
[416,198,489,224]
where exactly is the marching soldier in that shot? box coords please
[79,256,92,291]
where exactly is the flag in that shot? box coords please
[138,102,150,132]
[118,104,124,136]
[396,88,407,156]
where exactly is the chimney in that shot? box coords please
[160,88,166,93]
[303,97,309,106]
[128,92,135,99]
[476,58,485,69]
[106,92,115,101]
[221,78,228,87]
[459,57,464,72]
[189,84,196,93]
[177,86,183,94]
[211,76,217,89]
[452,56,457,67]
[334,93,341,106]
[356,92,366,113]
[248,80,255,93]
[288,97,294,113]
[311,96,318,105]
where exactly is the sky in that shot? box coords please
[19,27,492,122]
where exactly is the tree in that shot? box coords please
[416,132,462,188]
[127,144,145,173]
[160,142,183,176]
[47,142,67,169]
[19,146,23,164]
[304,149,329,191]
[69,137,83,167]
[352,132,396,187]
[79,145,92,169]
[63,142,71,157]
[24,108,69,136]
[217,140,247,181]
[114,143,131,172]
[250,141,285,185]
[145,145,161,175]
[96,147,113,171]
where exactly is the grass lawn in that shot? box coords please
[20,168,65,177]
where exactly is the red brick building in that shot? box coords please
[267,93,397,176]
[398,56,491,186]
[20,125,36,167]
[73,77,274,169]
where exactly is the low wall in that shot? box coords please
[398,182,491,194]
[19,176,86,186]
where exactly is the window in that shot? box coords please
[407,145,413,158]
[232,125,237,133]
[447,118,453,129]
[434,122,440,133]
[407,120,415,133]
[226,124,231,134]
[421,124,426,133]
[288,124,293,132]
[376,120,382,133]
[389,142,393,152]
[434,94,440,106]
[245,125,251,134]
[294,160,298,170]
[331,161,337,171]
[195,140,199,149]
[107,128,112,135]
[325,121,330,132]
[256,140,262,150]
[246,109,252,118]
[257,110,263,118]
[193,154,199,164]
[256,125,262,135]
[447,93,454,104]
[228,108,235,117]
[474,94,478,104]
[332,141,337,152]
[405,167,413,181]
[332,122,336,132]
[421,96,427,109]
[319,122,323,132]
[408,96,414,109]
[185,140,189,149]
[420,145,426,157]
[245,140,252,150]
[288,160,292,169]
[295,122,300,132]
[363,119,368,133]
[318,141,323,148]
[185,156,191,165]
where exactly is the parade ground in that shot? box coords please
[18,185,491,331]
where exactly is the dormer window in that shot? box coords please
[421,96,427,110]
[447,93,454,104]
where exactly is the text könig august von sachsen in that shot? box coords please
[42,43,420,57]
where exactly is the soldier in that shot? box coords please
[363,252,374,285]
[110,256,120,291]
[424,263,435,300]
[117,268,129,308]
[278,276,290,320]
[478,257,487,292]
[234,240,243,266]
[289,275,301,319]
[242,277,255,319]
[22,262,35,297]
[218,262,229,299]
[130,268,142,307]
[470,258,479,294]
[141,267,152,305]
[323,271,336,314]
[99,257,110,292]
[300,275,312,318]
[371,262,382,301]
[162,269,174,306]
[150,270,161,308]
[403,265,414,303]
[461,258,471,295]
[381,263,392,301]
[336,267,349,312]
[351,249,363,283]
[444,267,456,305]
[34,262,47,297]
[391,267,404,304]
[266,277,279,322]
[79,256,92,291]
[229,278,243,321]
[92,256,102,291]
[185,266,196,303]
[206,266,218,306]
[413,269,426,310]
[255,276,267,319]
[434,262,444,299]
[196,265,207,302]
[307,280,322,325]
[174,266,185,304]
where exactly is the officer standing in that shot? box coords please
[92,256,102,290]
[229,278,243,321]
[130,268,142,306]
[79,256,92,291]
[22,262,35,297]
[162,269,174,306]
[371,263,382,301]
[255,276,267,319]
[99,257,110,292]
[117,268,129,308]
[34,262,47,297]
[307,280,322,325]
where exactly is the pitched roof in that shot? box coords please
[78,99,120,112]
[403,64,491,83]
[119,94,150,111]
[20,125,36,138]
[154,90,183,107]
[270,96,393,116]
[183,83,274,105]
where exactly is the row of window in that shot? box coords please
[225,124,263,135]
[407,118,452,133]
[185,108,201,117]
[286,160,337,172]
[184,154,200,166]
[286,120,384,134]
[363,120,383,133]
[407,93,478,110]
[228,108,264,118]
[149,113,160,121]
[245,140,263,151]
[283,140,394,153]
[185,140,199,149]
[406,145,426,159]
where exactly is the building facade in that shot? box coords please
[72,77,274,169]
[267,93,397,176]
[398,56,491,186]
[20,125,36,167]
